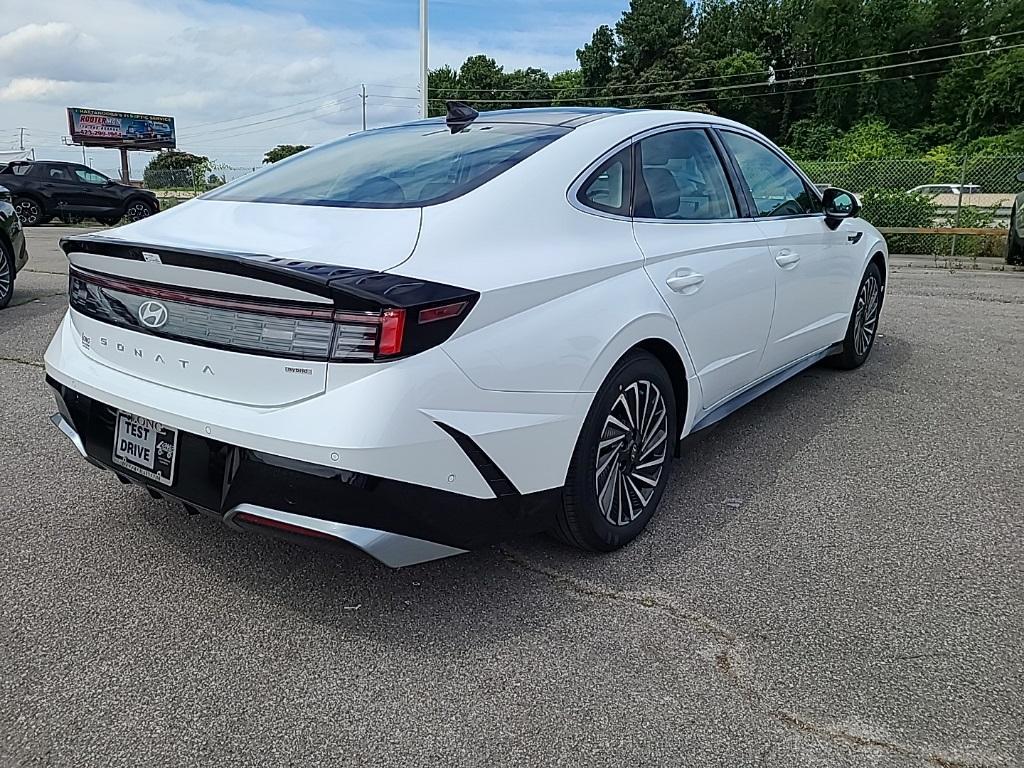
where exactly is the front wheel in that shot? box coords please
[553,350,676,551]
[832,262,883,370]
[124,199,156,222]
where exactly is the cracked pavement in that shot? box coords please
[1,228,1022,767]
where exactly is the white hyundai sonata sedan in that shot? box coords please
[45,105,887,567]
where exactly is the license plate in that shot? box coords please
[112,411,178,486]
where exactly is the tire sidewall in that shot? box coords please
[564,351,677,551]
[124,198,156,222]
[0,238,13,309]
[838,262,883,368]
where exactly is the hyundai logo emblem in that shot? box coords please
[138,300,169,329]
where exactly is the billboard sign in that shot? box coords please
[67,107,176,149]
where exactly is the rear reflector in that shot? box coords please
[234,511,334,540]
[419,301,467,324]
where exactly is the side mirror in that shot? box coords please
[822,187,860,229]
[1016,171,1024,183]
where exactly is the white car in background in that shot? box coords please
[45,105,887,567]
[908,183,982,196]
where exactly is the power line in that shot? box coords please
[179,84,363,132]
[439,28,1024,95]
[178,101,362,145]
[430,43,1024,105]
[177,94,362,139]
[635,59,994,108]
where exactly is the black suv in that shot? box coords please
[0,161,159,227]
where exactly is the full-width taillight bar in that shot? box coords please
[69,267,475,363]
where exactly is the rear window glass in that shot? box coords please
[0,163,32,176]
[204,122,571,209]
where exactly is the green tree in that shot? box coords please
[966,49,1024,136]
[428,64,460,116]
[827,119,918,160]
[550,70,584,105]
[262,144,311,164]
[615,0,696,79]
[458,55,506,109]
[502,67,552,109]
[577,25,616,93]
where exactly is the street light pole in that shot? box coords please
[419,0,428,118]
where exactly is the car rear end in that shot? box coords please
[43,117,581,565]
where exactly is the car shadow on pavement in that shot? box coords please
[126,333,913,649]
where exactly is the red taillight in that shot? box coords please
[377,308,406,356]
[418,301,468,324]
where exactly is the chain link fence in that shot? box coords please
[143,165,259,199]
[802,154,1024,261]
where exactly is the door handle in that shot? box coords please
[774,250,800,269]
[666,271,705,294]
[848,232,863,244]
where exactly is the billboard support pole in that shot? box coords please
[119,148,130,183]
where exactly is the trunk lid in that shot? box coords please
[62,199,423,406]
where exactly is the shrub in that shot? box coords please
[858,188,938,255]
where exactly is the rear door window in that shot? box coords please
[634,129,738,220]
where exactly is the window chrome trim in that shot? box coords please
[567,119,826,225]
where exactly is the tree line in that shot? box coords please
[428,0,1024,160]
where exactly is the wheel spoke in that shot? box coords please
[595,377,669,526]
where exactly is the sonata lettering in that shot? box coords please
[81,333,214,375]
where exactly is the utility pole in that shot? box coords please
[361,83,367,131]
[419,0,428,118]
[18,127,25,150]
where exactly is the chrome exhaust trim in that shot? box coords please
[225,503,467,568]
[50,412,88,459]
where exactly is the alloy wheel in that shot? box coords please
[594,380,669,527]
[0,247,11,303]
[853,275,880,357]
[125,202,153,222]
[15,199,40,226]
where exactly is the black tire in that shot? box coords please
[832,262,883,370]
[124,198,156,222]
[553,350,676,551]
[13,196,48,227]
[0,237,14,309]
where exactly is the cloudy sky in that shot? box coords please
[0,0,623,175]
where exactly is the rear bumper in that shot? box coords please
[47,378,561,565]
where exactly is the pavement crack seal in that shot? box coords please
[0,355,44,369]
[498,546,1000,768]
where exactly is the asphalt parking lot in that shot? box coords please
[1,227,1022,767]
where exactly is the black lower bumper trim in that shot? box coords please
[46,377,561,550]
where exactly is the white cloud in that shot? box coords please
[0,77,75,102]
[0,0,594,171]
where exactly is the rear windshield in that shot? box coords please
[204,122,571,209]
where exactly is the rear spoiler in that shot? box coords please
[61,234,476,312]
